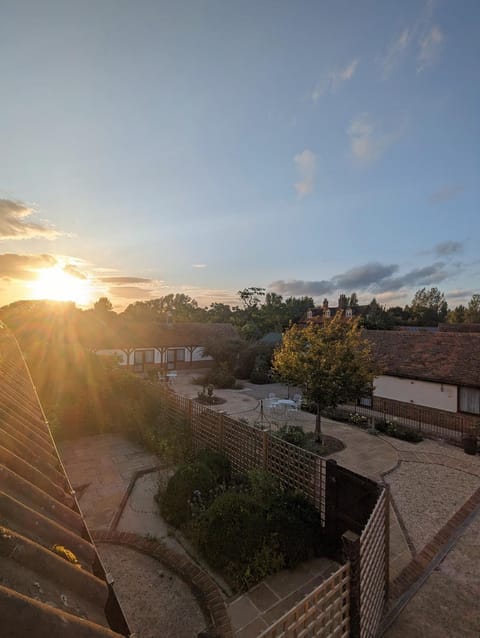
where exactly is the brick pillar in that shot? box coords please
[342,530,361,638]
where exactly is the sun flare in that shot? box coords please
[30,267,92,305]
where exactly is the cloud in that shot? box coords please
[109,286,153,299]
[269,279,334,297]
[269,258,461,301]
[446,288,475,301]
[294,150,317,198]
[429,184,465,205]
[100,276,152,284]
[417,25,443,72]
[381,29,411,79]
[374,261,450,292]
[0,199,61,240]
[312,59,359,102]
[0,253,57,280]
[347,114,404,164]
[63,264,87,279]
[192,264,207,269]
[434,240,464,257]
[334,262,399,289]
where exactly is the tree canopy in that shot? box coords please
[273,314,376,440]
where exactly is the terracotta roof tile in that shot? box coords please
[366,329,480,387]
[0,323,130,637]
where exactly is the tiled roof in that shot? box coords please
[366,329,480,388]
[91,320,238,350]
[0,323,130,637]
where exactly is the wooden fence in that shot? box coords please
[359,488,389,638]
[158,388,388,637]
[258,563,350,638]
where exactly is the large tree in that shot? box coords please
[273,314,376,441]
[409,287,448,326]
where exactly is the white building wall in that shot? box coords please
[192,346,212,362]
[373,375,458,413]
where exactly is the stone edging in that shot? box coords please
[92,529,233,638]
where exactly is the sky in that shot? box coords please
[0,0,479,310]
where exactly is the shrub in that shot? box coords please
[160,462,216,528]
[374,419,423,442]
[196,492,268,570]
[275,425,307,447]
[195,449,232,485]
[266,491,321,567]
[248,469,281,504]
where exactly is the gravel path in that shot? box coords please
[385,462,479,551]
[386,509,480,638]
[98,543,208,638]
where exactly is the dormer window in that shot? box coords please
[307,310,313,319]
[324,309,331,318]
[346,308,353,318]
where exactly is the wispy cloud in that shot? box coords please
[63,264,87,280]
[347,114,404,164]
[192,264,207,269]
[109,286,153,299]
[0,199,61,241]
[0,253,57,280]
[269,258,461,300]
[429,184,464,205]
[100,276,152,284]
[380,29,411,79]
[312,58,359,103]
[434,240,464,257]
[294,149,317,198]
[417,25,443,72]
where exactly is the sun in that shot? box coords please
[30,267,92,305]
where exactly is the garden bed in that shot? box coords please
[156,449,326,593]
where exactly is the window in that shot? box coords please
[307,310,313,319]
[133,349,155,371]
[324,309,331,318]
[346,308,353,318]
[459,386,480,415]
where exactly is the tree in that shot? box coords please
[237,287,265,309]
[273,314,376,441]
[447,305,466,324]
[364,298,394,330]
[349,292,359,307]
[466,294,480,323]
[409,287,448,326]
[93,297,113,313]
[337,294,349,309]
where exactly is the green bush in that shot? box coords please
[374,419,423,443]
[275,425,307,447]
[196,492,268,570]
[248,469,281,504]
[195,449,232,485]
[266,492,321,567]
[160,462,216,528]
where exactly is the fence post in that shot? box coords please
[325,459,338,541]
[188,399,193,427]
[342,530,361,638]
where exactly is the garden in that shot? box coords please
[156,449,324,592]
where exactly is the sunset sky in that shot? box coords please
[0,1,478,310]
